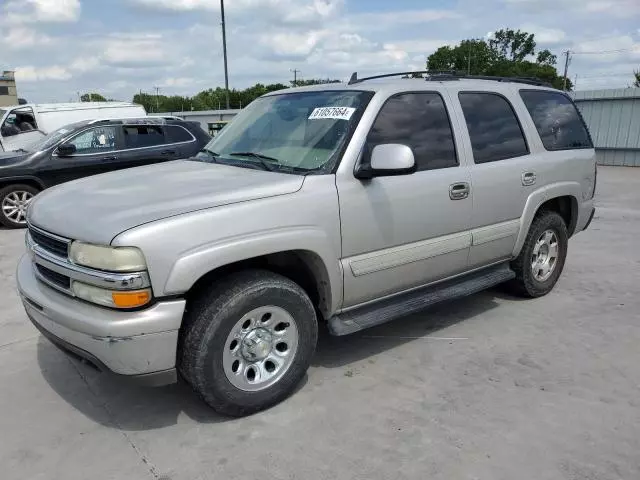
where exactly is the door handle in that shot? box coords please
[161,150,176,155]
[449,182,470,200]
[522,171,536,186]
[102,156,118,161]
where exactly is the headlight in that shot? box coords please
[69,242,146,272]
[72,281,151,309]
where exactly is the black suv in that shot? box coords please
[0,117,210,228]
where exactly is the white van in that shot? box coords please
[0,102,147,152]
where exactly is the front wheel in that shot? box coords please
[179,270,318,417]
[0,184,39,228]
[509,210,568,298]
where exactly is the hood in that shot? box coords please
[0,150,30,167]
[29,160,304,244]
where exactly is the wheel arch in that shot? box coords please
[513,183,580,258]
[0,177,44,191]
[184,250,335,320]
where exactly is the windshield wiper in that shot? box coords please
[12,148,29,153]
[227,151,279,172]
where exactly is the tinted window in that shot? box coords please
[367,93,457,171]
[0,86,9,95]
[459,92,528,163]
[520,90,593,150]
[68,126,117,154]
[123,125,165,149]
[165,125,193,143]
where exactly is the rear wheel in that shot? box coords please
[179,270,318,417]
[509,210,568,297]
[0,184,39,228]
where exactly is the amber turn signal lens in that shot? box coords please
[111,290,151,308]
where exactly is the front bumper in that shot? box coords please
[17,254,186,385]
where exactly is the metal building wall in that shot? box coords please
[572,88,640,167]
[153,109,241,132]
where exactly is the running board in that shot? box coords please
[328,263,515,336]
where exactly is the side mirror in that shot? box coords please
[57,143,77,157]
[354,144,416,180]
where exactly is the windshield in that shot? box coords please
[196,90,374,174]
[24,124,81,152]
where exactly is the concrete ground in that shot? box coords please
[1,166,639,480]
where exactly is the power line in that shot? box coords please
[572,48,633,55]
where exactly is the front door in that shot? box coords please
[337,92,473,308]
[0,107,45,152]
[38,125,122,187]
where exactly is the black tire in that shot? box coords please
[0,184,39,229]
[508,210,568,298]
[179,269,318,417]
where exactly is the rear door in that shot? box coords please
[451,90,532,269]
[39,125,122,187]
[117,124,182,168]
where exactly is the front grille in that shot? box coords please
[36,264,71,289]
[29,227,69,258]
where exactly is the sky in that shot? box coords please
[1,0,639,103]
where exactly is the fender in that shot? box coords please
[163,226,343,314]
[512,181,581,257]
[0,175,45,189]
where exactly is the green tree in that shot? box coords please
[80,92,107,102]
[292,78,341,87]
[633,69,640,88]
[426,28,571,90]
[488,29,535,62]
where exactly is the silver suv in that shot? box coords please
[17,72,596,416]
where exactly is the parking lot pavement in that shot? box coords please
[1,166,639,480]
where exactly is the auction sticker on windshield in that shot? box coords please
[309,107,356,120]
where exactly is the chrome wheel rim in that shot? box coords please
[1,190,34,225]
[222,306,299,392]
[531,229,559,282]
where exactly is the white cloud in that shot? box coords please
[2,27,56,49]
[3,0,640,101]
[519,24,566,45]
[4,0,81,23]
[15,65,72,82]
[130,0,344,24]
[101,34,169,68]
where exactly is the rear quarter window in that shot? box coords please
[165,125,195,143]
[519,90,593,150]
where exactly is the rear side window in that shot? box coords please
[519,90,593,150]
[367,92,457,171]
[165,125,194,143]
[459,92,529,164]
[123,125,165,149]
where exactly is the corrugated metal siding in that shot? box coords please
[572,88,640,167]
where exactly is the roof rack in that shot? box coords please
[88,116,182,125]
[348,70,461,85]
[347,71,553,88]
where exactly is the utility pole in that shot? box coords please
[220,0,230,109]
[562,50,571,91]
[154,86,160,112]
[291,68,300,86]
